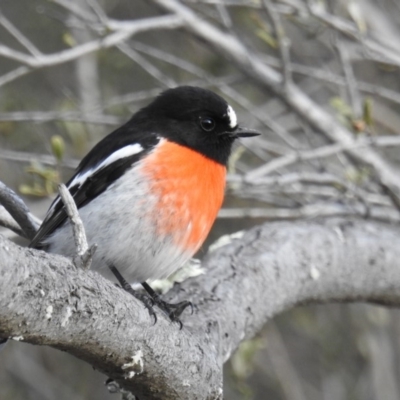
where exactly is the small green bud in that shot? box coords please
[51,135,65,162]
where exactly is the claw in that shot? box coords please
[149,307,157,325]
[188,301,194,315]
[109,264,158,323]
[140,281,193,327]
[155,300,193,328]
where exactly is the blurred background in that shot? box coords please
[1,0,400,399]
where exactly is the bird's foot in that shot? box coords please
[153,298,193,329]
[109,265,193,327]
[141,282,193,328]
[109,265,157,324]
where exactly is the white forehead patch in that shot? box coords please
[227,105,238,129]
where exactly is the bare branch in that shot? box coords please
[117,43,175,88]
[0,9,42,57]
[336,41,362,118]
[58,184,96,270]
[246,135,400,179]
[262,0,292,87]
[0,15,184,68]
[257,53,400,106]
[52,0,98,23]
[0,111,120,125]
[306,3,400,68]
[218,203,399,222]
[0,66,30,88]
[0,149,78,169]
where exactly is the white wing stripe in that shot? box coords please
[68,143,143,188]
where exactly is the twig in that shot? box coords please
[336,40,362,118]
[262,0,292,87]
[0,10,42,57]
[117,43,174,88]
[0,181,40,240]
[0,66,30,88]
[216,1,233,29]
[0,111,121,125]
[305,2,400,68]
[228,171,391,207]
[0,150,79,169]
[103,76,240,110]
[85,0,109,26]
[52,0,98,23]
[257,53,400,106]
[58,184,97,270]
[218,203,399,223]
[0,15,184,68]
[246,135,400,179]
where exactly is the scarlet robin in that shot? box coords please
[30,86,260,324]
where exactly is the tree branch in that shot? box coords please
[0,234,222,400]
[0,15,183,68]
[0,181,40,240]
[2,218,400,399]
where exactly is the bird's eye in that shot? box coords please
[200,117,216,132]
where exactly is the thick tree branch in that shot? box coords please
[0,235,222,400]
[2,218,400,399]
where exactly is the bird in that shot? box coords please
[29,86,260,324]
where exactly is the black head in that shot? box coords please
[131,86,259,165]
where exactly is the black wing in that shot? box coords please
[30,123,160,249]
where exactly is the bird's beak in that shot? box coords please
[234,127,261,138]
[219,127,261,139]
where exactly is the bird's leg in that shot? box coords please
[108,264,157,324]
[141,282,193,328]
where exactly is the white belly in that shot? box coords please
[45,165,192,283]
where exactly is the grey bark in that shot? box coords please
[1,218,400,399]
